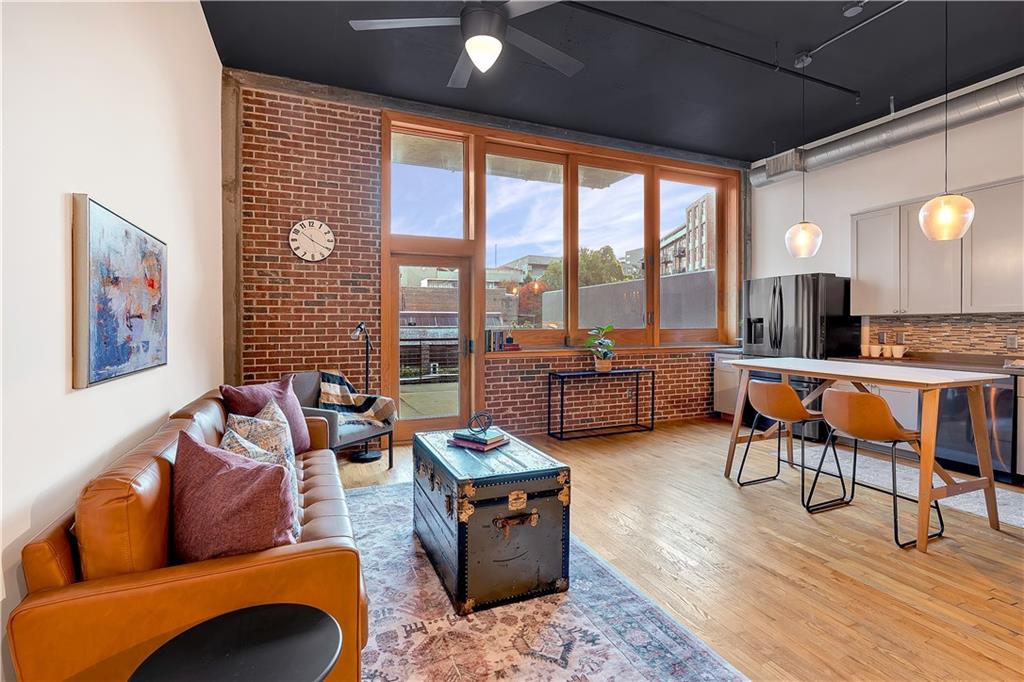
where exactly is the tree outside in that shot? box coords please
[538,246,634,292]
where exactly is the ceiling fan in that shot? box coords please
[349,1,584,88]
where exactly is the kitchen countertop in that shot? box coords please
[831,354,1024,378]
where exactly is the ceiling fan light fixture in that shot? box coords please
[461,5,507,74]
[465,34,503,73]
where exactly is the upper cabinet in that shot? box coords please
[851,207,901,315]
[962,180,1024,313]
[851,178,1024,316]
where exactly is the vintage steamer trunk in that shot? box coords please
[412,430,570,616]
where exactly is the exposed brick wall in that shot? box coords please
[240,88,383,387]
[237,86,715,435]
[485,352,714,436]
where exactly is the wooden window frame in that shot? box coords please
[381,110,743,399]
[570,155,652,348]
[482,142,569,348]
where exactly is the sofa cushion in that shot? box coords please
[220,376,310,453]
[75,419,196,581]
[220,428,301,539]
[173,431,296,562]
[225,398,295,459]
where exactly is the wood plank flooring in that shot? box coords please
[340,418,1024,681]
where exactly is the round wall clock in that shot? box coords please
[289,219,335,262]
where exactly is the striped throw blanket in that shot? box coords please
[318,370,397,427]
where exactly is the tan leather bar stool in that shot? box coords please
[737,380,826,489]
[821,388,944,548]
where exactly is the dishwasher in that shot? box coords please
[713,353,740,415]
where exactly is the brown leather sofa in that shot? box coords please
[7,389,368,681]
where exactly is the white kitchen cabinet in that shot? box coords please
[962,179,1024,313]
[851,207,901,316]
[901,201,962,315]
[851,178,1023,316]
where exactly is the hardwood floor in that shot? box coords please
[340,418,1024,681]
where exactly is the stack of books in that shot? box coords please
[448,427,510,452]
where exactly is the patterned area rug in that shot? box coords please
[347,483,744,681]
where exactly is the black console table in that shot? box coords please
[547,368,656,440]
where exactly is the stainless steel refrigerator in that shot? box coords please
[740,273,861,440]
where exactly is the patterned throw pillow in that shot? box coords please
[173,431,295,562]
[227,398,296,459]
[220,429,302,539]
[219,375,311,453]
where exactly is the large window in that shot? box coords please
[484,152,564,330]
[384,113,739,361]
[659,177,718,329]
[577,165,646,331]
[390,132,464,238]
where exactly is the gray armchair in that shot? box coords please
[288,371,395,469]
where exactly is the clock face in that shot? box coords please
[289,219,335,262]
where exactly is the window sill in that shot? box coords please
[484,342,739,358]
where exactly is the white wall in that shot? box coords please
[1,2,222,676]
[751,107,1024,278]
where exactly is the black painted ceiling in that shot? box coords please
[201,1,1024,163]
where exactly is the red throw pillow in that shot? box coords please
[172,431,296,563]
[219,375,311,453]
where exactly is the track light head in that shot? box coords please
[842,1,866,18]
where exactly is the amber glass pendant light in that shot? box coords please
[919,2,975,241]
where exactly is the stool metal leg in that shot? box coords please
[803,428,858,513]
[890,442,944,548]
[737,414,783,487]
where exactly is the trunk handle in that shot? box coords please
[493,509,539,540]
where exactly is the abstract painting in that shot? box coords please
[73,194,167,387]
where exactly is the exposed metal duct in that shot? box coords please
[750,74,1024,187]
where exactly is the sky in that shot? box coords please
[391,160,712,268]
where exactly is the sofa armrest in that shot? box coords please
[303,408,339,448]
[7,538,364,681]
[304,414,331,450]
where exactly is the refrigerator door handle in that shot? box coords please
[768,282,778,350]
[774,278,784,350]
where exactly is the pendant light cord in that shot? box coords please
[801,70,806,222]
[944,0,949,194]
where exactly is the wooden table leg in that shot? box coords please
[967,385,1001,531]
[916,389,941,552]
[724,369,750,478]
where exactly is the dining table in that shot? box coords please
[723,357,1006,552]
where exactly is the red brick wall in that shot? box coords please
[240,88,383,387]
[237,86,715,434]
[485,352,714,436]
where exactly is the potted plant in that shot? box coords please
[585,325,616,372]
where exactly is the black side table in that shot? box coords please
[130,604,341,682]
[547,368,656,439]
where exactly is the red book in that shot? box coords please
[448,437,508,452]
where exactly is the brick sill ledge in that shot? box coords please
[484,343,739,359]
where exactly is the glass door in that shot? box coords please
[392,255,472,438]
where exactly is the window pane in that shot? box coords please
[398,264,460,418]
[577,166,645,330]
[659,179,717,329]
[485,154,564,330]
[390,132,464,238]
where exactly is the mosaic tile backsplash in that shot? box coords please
[867,314,1024,356]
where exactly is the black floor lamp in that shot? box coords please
[349,322,382,464]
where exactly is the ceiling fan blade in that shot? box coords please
[505,26,583,77]
[447,49,474,89]
[503,0,561,19]
[348,17,459,31]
